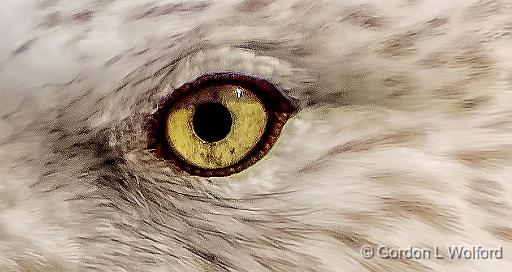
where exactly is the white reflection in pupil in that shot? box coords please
[236,87,243,98]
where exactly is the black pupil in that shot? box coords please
[193,102,232,143]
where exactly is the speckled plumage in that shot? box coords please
[1,0,512,271]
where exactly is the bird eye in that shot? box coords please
[147,73,295,177]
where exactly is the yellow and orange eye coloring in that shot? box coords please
[147,73,295,177]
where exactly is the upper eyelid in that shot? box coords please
[109,47,302,123]
[164,72,296,112]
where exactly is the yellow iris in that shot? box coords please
[166,85,268,169]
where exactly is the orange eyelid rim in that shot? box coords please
[146,72,296,177]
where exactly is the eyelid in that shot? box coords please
[163,72,297,115]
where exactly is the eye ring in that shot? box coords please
[147,72,295,177]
